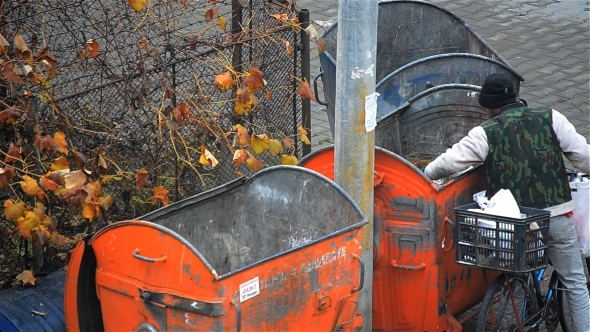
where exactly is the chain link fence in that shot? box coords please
[0,0,310,288]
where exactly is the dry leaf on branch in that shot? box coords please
[152,186,170,206]
[77,39,99,60]
[250,134,269,155]
[0,106,21,124]
[280,155,298,166]
[205,6,219,22]
[136,168,149,191]
[15,270,36,286]
[199,145,219,167]
[128,0,147,12]
[298,78,317,103]
[214,71,235,91]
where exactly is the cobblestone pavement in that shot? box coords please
[294,0,589,330]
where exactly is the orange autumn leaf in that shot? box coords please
[77,39,99,59]
[40,174,61,192]
[3,199,26,221]
[4,143,21,163]
[1,62,24,84]
[128,0,147,12]
[50,156,69,171]
[233,149,247,167]
[15,270,36,286]
[13,35,29,55]
[264,90,272,100]
[280,154,298,166]
[282,137,295,149]
[20,175,45,199]
[298,78,317,103]
[199,145,219,167]
[172,103,190,126]
[283,40,293,56]
[235,124,250,147]
[136,168,149,191]
[243,68,264,93]
[82,203,95,220]
[34,135,57,153]
[250,134,269,154]
[298,126,311,145]
[268,139,282,156]
[205,6,219,22]
[53,132,68,155]
[271,13,289,21]
[0,106,21,124]
[245,152,263,171]
[234,88,258,115]
[151,186,170,206]
[17,211,39,239]
[214,71,235,91]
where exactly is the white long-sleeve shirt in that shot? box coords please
[424,109,590,216]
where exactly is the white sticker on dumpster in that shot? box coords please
[365,92,379,132]
[239,276,260,302]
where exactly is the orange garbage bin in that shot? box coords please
[65,166,367,331]
[299,146,501,331]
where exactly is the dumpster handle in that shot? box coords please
[132,248,167,263]
[138,323,158,332]
[313,72,329,106]
[351,254,364,292]
[390,260,426,271]
[230,299,241,332]
[442,217,455,253]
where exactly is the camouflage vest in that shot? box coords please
[481,106,572,209]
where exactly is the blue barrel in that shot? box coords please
[0,271,66,332]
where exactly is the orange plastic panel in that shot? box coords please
[299,146,500,331]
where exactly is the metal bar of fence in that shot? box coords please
[299,9,311,157]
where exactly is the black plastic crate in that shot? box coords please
[454,202,550,273]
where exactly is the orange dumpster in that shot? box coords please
[64,166,367,331]
[299,146,501,331]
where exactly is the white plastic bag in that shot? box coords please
[469,189,522,219]
[571,180,590,258]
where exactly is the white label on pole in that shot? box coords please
[239,276,260,303]
[365,92,379,132]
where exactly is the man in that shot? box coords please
[424,73,590,331]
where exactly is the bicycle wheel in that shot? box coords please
[557,279,574,332]
[477,274,539,332]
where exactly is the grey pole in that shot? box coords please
[334,0,378,330]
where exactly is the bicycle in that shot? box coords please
[476,264,564,331]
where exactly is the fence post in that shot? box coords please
[298,9,311,156]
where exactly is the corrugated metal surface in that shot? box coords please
[0,270,66,332]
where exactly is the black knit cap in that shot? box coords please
[478,73,517,109]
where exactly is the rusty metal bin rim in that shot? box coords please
[377,83,482,122]
[375,53,525,91]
